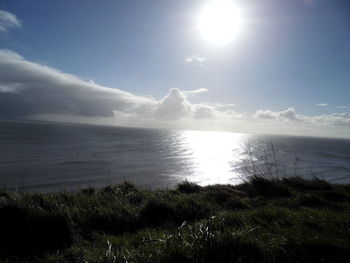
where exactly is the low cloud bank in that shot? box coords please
[0,49,349,137]
[254,108,350,126]
[0,50,242,126]
[0,50,151,118]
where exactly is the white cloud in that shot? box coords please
[155,88,192,120]
[0,49,153,118]
[336,105,348,109]
[254,107,350,127]
[312,112,350,126]
[0,49,242,127]
[0,10,21,33]
[153,88,243,121]
[183,88,209,95]
[192,104,215,119]
[223,110,245,120]
[212,103,236,108]
[184,56,207,66]
[1,49,349,137]
[316,103,328,107]
[198,102,236,110]
[254,108,307,122]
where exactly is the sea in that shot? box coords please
[0,120,350,192]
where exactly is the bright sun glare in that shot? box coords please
[198,0,242,46]
[181,130,245,185]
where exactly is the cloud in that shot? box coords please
[154,88,243,121]
[192,104,215,119]
[316,103,328,107]
[336,106,348,109]
[223,110,245,120]
[0,49,154,118]
[155,88,191,120]
[215,103,236,108]
[1,49,348,137]
[202,102,235,109]
[254,107,350,127]
[184,56,207,66]
[0,9,21,33]
[312,112,350,126]
[0,49,244,127]
[254,108,306,122]
[183,88,209,95]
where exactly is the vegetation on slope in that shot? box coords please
[0,176,350,262]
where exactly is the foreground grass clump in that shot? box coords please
[0,177,350,262]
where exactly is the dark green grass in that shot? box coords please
[0,177,350,262]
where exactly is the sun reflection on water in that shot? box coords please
[180,130,247,186]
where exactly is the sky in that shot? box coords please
[0,0,349,138]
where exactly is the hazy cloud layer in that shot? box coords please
[0,50,242,126]
[254,108,306,122]
[183,88,209,95]
[184,56,207,66]
[0,10,21,32]
[0,49,349,137]
[254,107,350,126]
[0,50,153,118]
[312,112,350,126]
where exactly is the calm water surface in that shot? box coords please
[1,120,350,192]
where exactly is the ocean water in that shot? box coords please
[0,120,350,192]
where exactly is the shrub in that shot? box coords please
[140,199,176,225]
[223,197,250,210]
[174,197,212,223]
[295,194,335,209]
[0,204,72,257]
[283,176,332,191]
[83,207,138,235]
[317,190,348,202]
[177,181,202,194]
[282,241,350,263]
[203,186,249,210]
[117,181,139,194]
[80,187,95,195]
[249,176,291,198]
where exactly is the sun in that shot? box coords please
[197,0,242,46]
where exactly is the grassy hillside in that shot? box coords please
[0,176,350,262]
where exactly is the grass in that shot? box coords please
[0,176,350,262]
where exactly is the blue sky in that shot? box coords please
[0,0,349,137]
